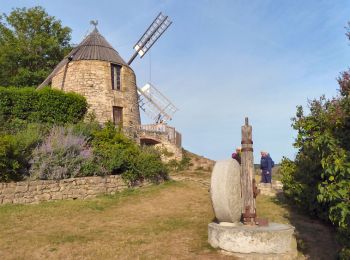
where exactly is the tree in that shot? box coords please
[280,23,350,259]
[0,6,71,87]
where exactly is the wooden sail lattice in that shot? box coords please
[138,83,178,124]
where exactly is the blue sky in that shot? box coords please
[2,0,350,162]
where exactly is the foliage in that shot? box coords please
[0,135,21,182]
[0,120,167,186]
[280,72,350,257]
[0,6,71,87]
[91,122,168,186]
[0,124,44,182]
[0,87,87,124]
[30,126,106,180]
[130,146,168,184]
[166,155,191,172]
[70,120,101,141]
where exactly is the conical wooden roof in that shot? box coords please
[69,28,127,65]
[38,28,127,89]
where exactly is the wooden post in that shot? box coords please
[241,117,256,225]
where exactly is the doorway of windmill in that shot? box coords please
[140,138,161,146]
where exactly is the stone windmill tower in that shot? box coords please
[39,17,182,160]
[38,26,141,131]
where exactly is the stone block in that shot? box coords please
[15,185,28,193]
[13,197,27,204]
[2,188,15,195]
[87,189,97,195]
[51,193,63,200]
[48,184,60,192]
[35,193,51,202]
[28,185,37,192]
[6,183,16,188]
[75,179,87,185]
[84,195,96,200]
[2,198,13,204]
[208,222,297,255]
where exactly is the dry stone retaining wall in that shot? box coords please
[0,175,129,205]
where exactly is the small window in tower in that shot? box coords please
[111,64,121,90]
[113,106,123,127]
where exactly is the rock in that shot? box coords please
[210,159,242,223]
[258,182,284,197]
[51,193,63,200]
[15,185,28,193]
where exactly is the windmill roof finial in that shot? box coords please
[90,20,98,30]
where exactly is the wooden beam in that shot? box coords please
[241,117,256,225]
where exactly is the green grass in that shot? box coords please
[0,179,224,259]
[0,173,339,259]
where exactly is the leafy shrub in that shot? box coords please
[128,146,168,185]
[0,118,29,134]
[0,135,22,182]
[0,124,44,181]
[91,122,168,186]
[30,126,106,180]
[280,76,350,256]
[280,26,350,257]
[70,121,101,141]
[0,87,87,124]
[92,122,138,174]
[166,153,191,172]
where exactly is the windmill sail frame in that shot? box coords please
[138,83,178,124]
[128,12,172,65]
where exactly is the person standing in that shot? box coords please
[260,151,274,183]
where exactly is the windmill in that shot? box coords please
[128,12,177,124]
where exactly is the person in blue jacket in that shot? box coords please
[260,151,274,183]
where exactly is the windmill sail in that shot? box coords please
[138,83,178,124]
[128,12,172,65]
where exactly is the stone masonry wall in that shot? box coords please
[51,60,141,129]
[0,175,129,205]
[138,129,183,161]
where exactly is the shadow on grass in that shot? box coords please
[273,193,340,260]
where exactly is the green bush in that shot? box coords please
[280,83,350,256]
[91,122,168,186]
[280,27,350,257]
[0,124,44,181]
[0,135,22,182]
[0,121,167,185]
[0,87,87,124]
[70,121,101,141]
[166,153,191,172]
[131,147,168,184]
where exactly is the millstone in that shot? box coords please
[210,159,242,223]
